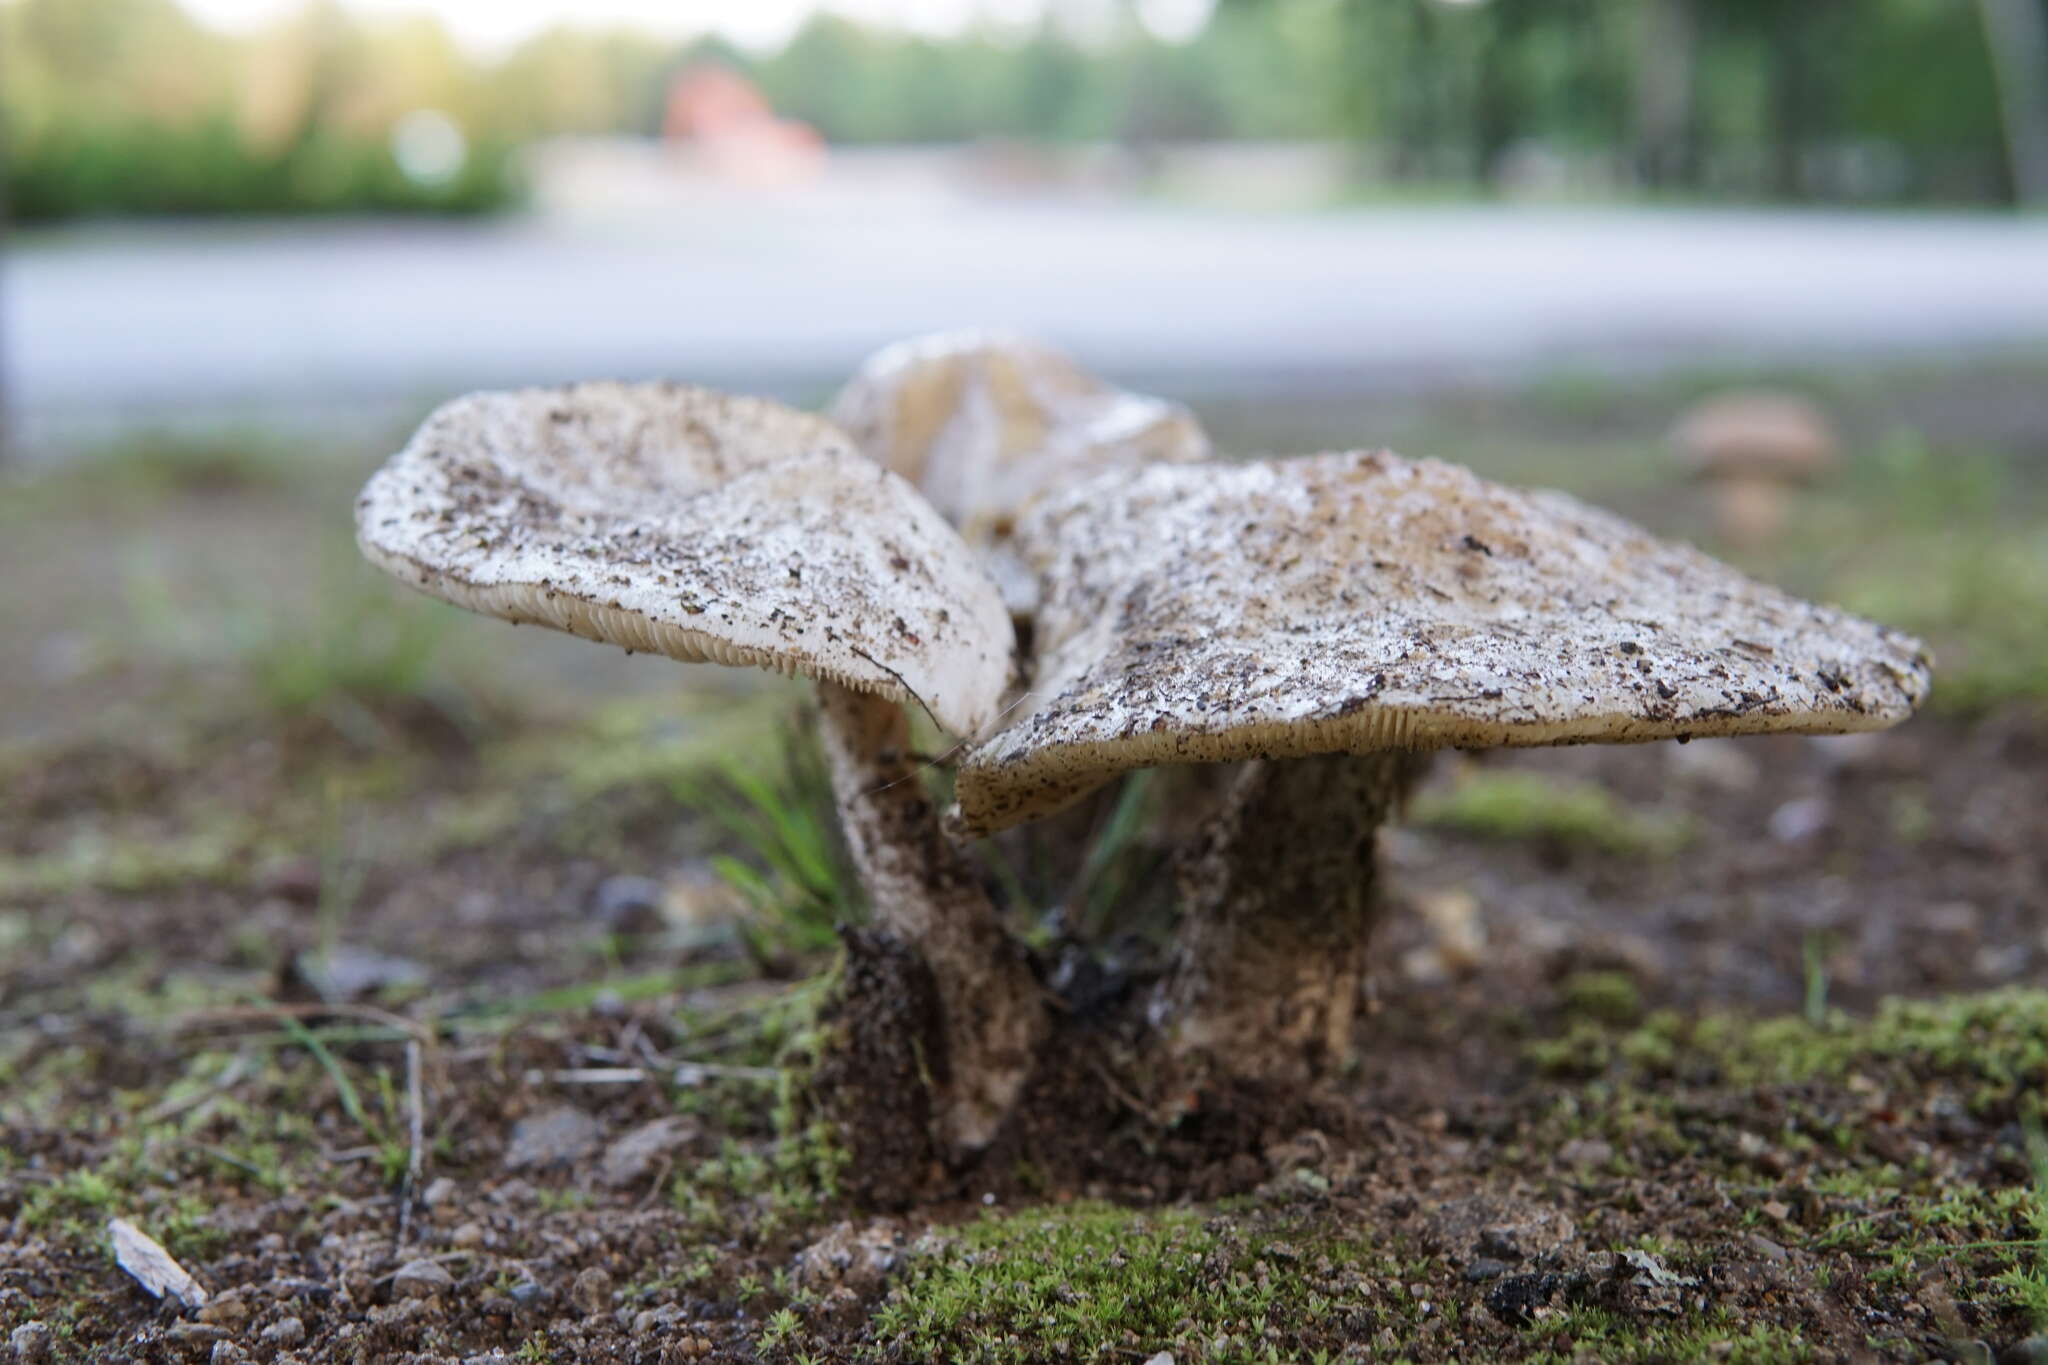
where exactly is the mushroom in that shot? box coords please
[1670,389,1841,548]
[829,330,1209,620]
[956,448,1930,1092]
[354,381,1044,1155]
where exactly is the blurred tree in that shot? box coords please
[1,0,2033,215]
[1975,0,2048,203]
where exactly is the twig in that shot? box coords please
[638,1155,674,1210]
[397,1038,426,1246]
[523,1066,649,1086]
[673,1061,780,1086]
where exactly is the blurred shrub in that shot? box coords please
[8,116,518,223]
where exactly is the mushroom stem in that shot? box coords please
[1151,751,1427,1091]
[812,680,1046,1156]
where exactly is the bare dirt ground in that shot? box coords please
[4,358,2047,1363]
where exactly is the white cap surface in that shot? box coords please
[356,382,1015,736]
[956,449,1931,834]
[829,330,1209,612]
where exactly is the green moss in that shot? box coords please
[1523,1312,1814,1364]
[865,1202,1403,1364]
[1413,770,1692,858]
[1563,971,1646,1026]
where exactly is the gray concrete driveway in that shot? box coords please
[9,184,2048,448]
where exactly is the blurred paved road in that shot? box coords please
[10,189,2048,447]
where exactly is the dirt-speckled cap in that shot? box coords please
[955,449,1931,834]
[829,330,1209,612]
[355,381,1015,736]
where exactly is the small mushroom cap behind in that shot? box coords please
[355,381,1015,737]
[1670,390,1841,483]
[829,330,1210,613]
[956,449,1930,835]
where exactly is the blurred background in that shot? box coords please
[4,0,2048,1041]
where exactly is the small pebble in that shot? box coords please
[508,1280,550,1308]
[9,1323,53,1365]
[449,1221,486,1249]
[196,1289,253,1329]
[1464,1257,1511,1282]
[1745,1233,1790,1265]
[209,1341,245,1364]
[504,1106,601,1172]
[1557,1137,1612,1171]
[391,1259,455,1300]
[571,1266,614,1317]
[261,1317,306,1347]
[421,1176,459,1208]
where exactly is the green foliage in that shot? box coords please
[3,0,2028,217]
[7,115,519,223]
[1413,768,1692,858]
[673,714,861,964]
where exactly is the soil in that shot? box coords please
[5,363,2048,1363]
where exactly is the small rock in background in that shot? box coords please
[1767,795,1831,845]
[1400,887,1486,983]
[9,1323,53,1365]
[600,1115,702,1188]
[571,1266,614,1317]
[196,1288,254,1329]
[421,1177,459,1208]
[1663,737,1758,792]
[1805,730,1887,774]
[592,875,667,936]
[632,1304,685,1336]
[209,1341,245,1364]
[391,1260,455,1301]
[260,1318,306,1347]
[504,1106,601,1172]
[108,1217,209,1308]
[1556,1137,1613,1172]
[792,1222,904,1296]
[291,946,427,1003]
[508,1280,550,1309]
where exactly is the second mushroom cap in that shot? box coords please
[957,448,1931,834]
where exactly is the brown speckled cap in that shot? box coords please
[1671,390,1841,482]
[355,381,1015,736]
[829,330,1209,613]
[955,449,1931,835]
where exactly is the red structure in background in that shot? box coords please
[663,64,824,187]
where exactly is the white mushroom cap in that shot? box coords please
[829,330,1210,612]
[955,449,1930,835]
[356,381,1015,736]
[1670,390,1841,483]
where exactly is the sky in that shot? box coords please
[176,0,1218,51]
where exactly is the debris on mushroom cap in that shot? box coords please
[355,381,1015,736]
[829,330,1210,612]
[1670,390,1841,482]
[955,449,1931,835]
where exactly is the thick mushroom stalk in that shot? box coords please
[1152,753,1424,1088]
[813,682,1044,1152]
